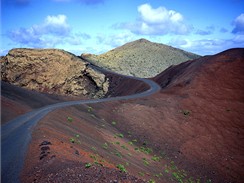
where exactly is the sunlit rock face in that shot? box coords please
[1,48,109,98]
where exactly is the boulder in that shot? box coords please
[1,48,109,98]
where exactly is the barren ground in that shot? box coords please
[2,49,244,183]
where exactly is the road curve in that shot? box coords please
[1,73,161,183]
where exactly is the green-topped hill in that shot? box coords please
[81,38,200,77]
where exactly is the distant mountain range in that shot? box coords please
[81,38,200,78]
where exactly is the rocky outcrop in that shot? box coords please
[1,48,109,98]
[81,38,201,78]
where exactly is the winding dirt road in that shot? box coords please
[1,76,161,183]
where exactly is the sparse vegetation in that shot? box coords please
[134,147,140,152]
[102,142,108,150]
[181,110,191,116]
[90,154,97,160]
[151,155,161,162]
[67,116,73,122]
[116,164,127,172]
[115,151,122,158]
[121,145,128,150]
[112,121,116,125]
[140,146,153,154]
[162,161,211,183]
[142,158,150,166]
[115,133,124,138]
[69,138,75,143]
[87,106,93,112]
[138,172,145,176]
[85,163,92,168]
[127,152,132,156]
[148,179,156,183]
[83,39,200,78]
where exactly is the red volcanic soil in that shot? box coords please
[1,82,85,124]
[19,48,244,182]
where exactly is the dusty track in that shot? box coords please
[1,75,160,183]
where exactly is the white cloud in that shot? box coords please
[31,14,70,36]
[232,13,244,34]
[8,14,90,48]
[169,35,244,55]
[96,32,136,49]
[45,15,67,26]
[195,25,215,35]
[117,3,191,35]
[138,4,183,24]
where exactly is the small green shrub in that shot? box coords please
[115,133,124,138]
[67,116,73,122]
[85,163,92,168]
[117,164,127,172]
[87,106,93,112]
[164,169,169,173]
[121,145,128,150]
[134,147,140,151]
[127,152,132,156]
[115,152,122,158]
[70,138,75,143]
[140,147,153,154]
[148,179,156,183]
[151,155,161,162]
[102,143,108,150]
[142,158,149,166]
[138,172,145,176]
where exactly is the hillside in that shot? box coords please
[81,38,200,77]
[20,48,244,182]
[1,48,109,98]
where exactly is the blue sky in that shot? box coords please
[1,0,244,56]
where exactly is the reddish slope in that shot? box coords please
[21,48,244,183]
[95,48,244,182]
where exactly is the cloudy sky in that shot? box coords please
[1,0,244,56]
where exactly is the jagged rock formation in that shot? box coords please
[1,48,109,98]
[81,38,200,78]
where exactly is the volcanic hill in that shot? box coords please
[81,38,200,77]
[1,48,109,99]
[19,48,244,182]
